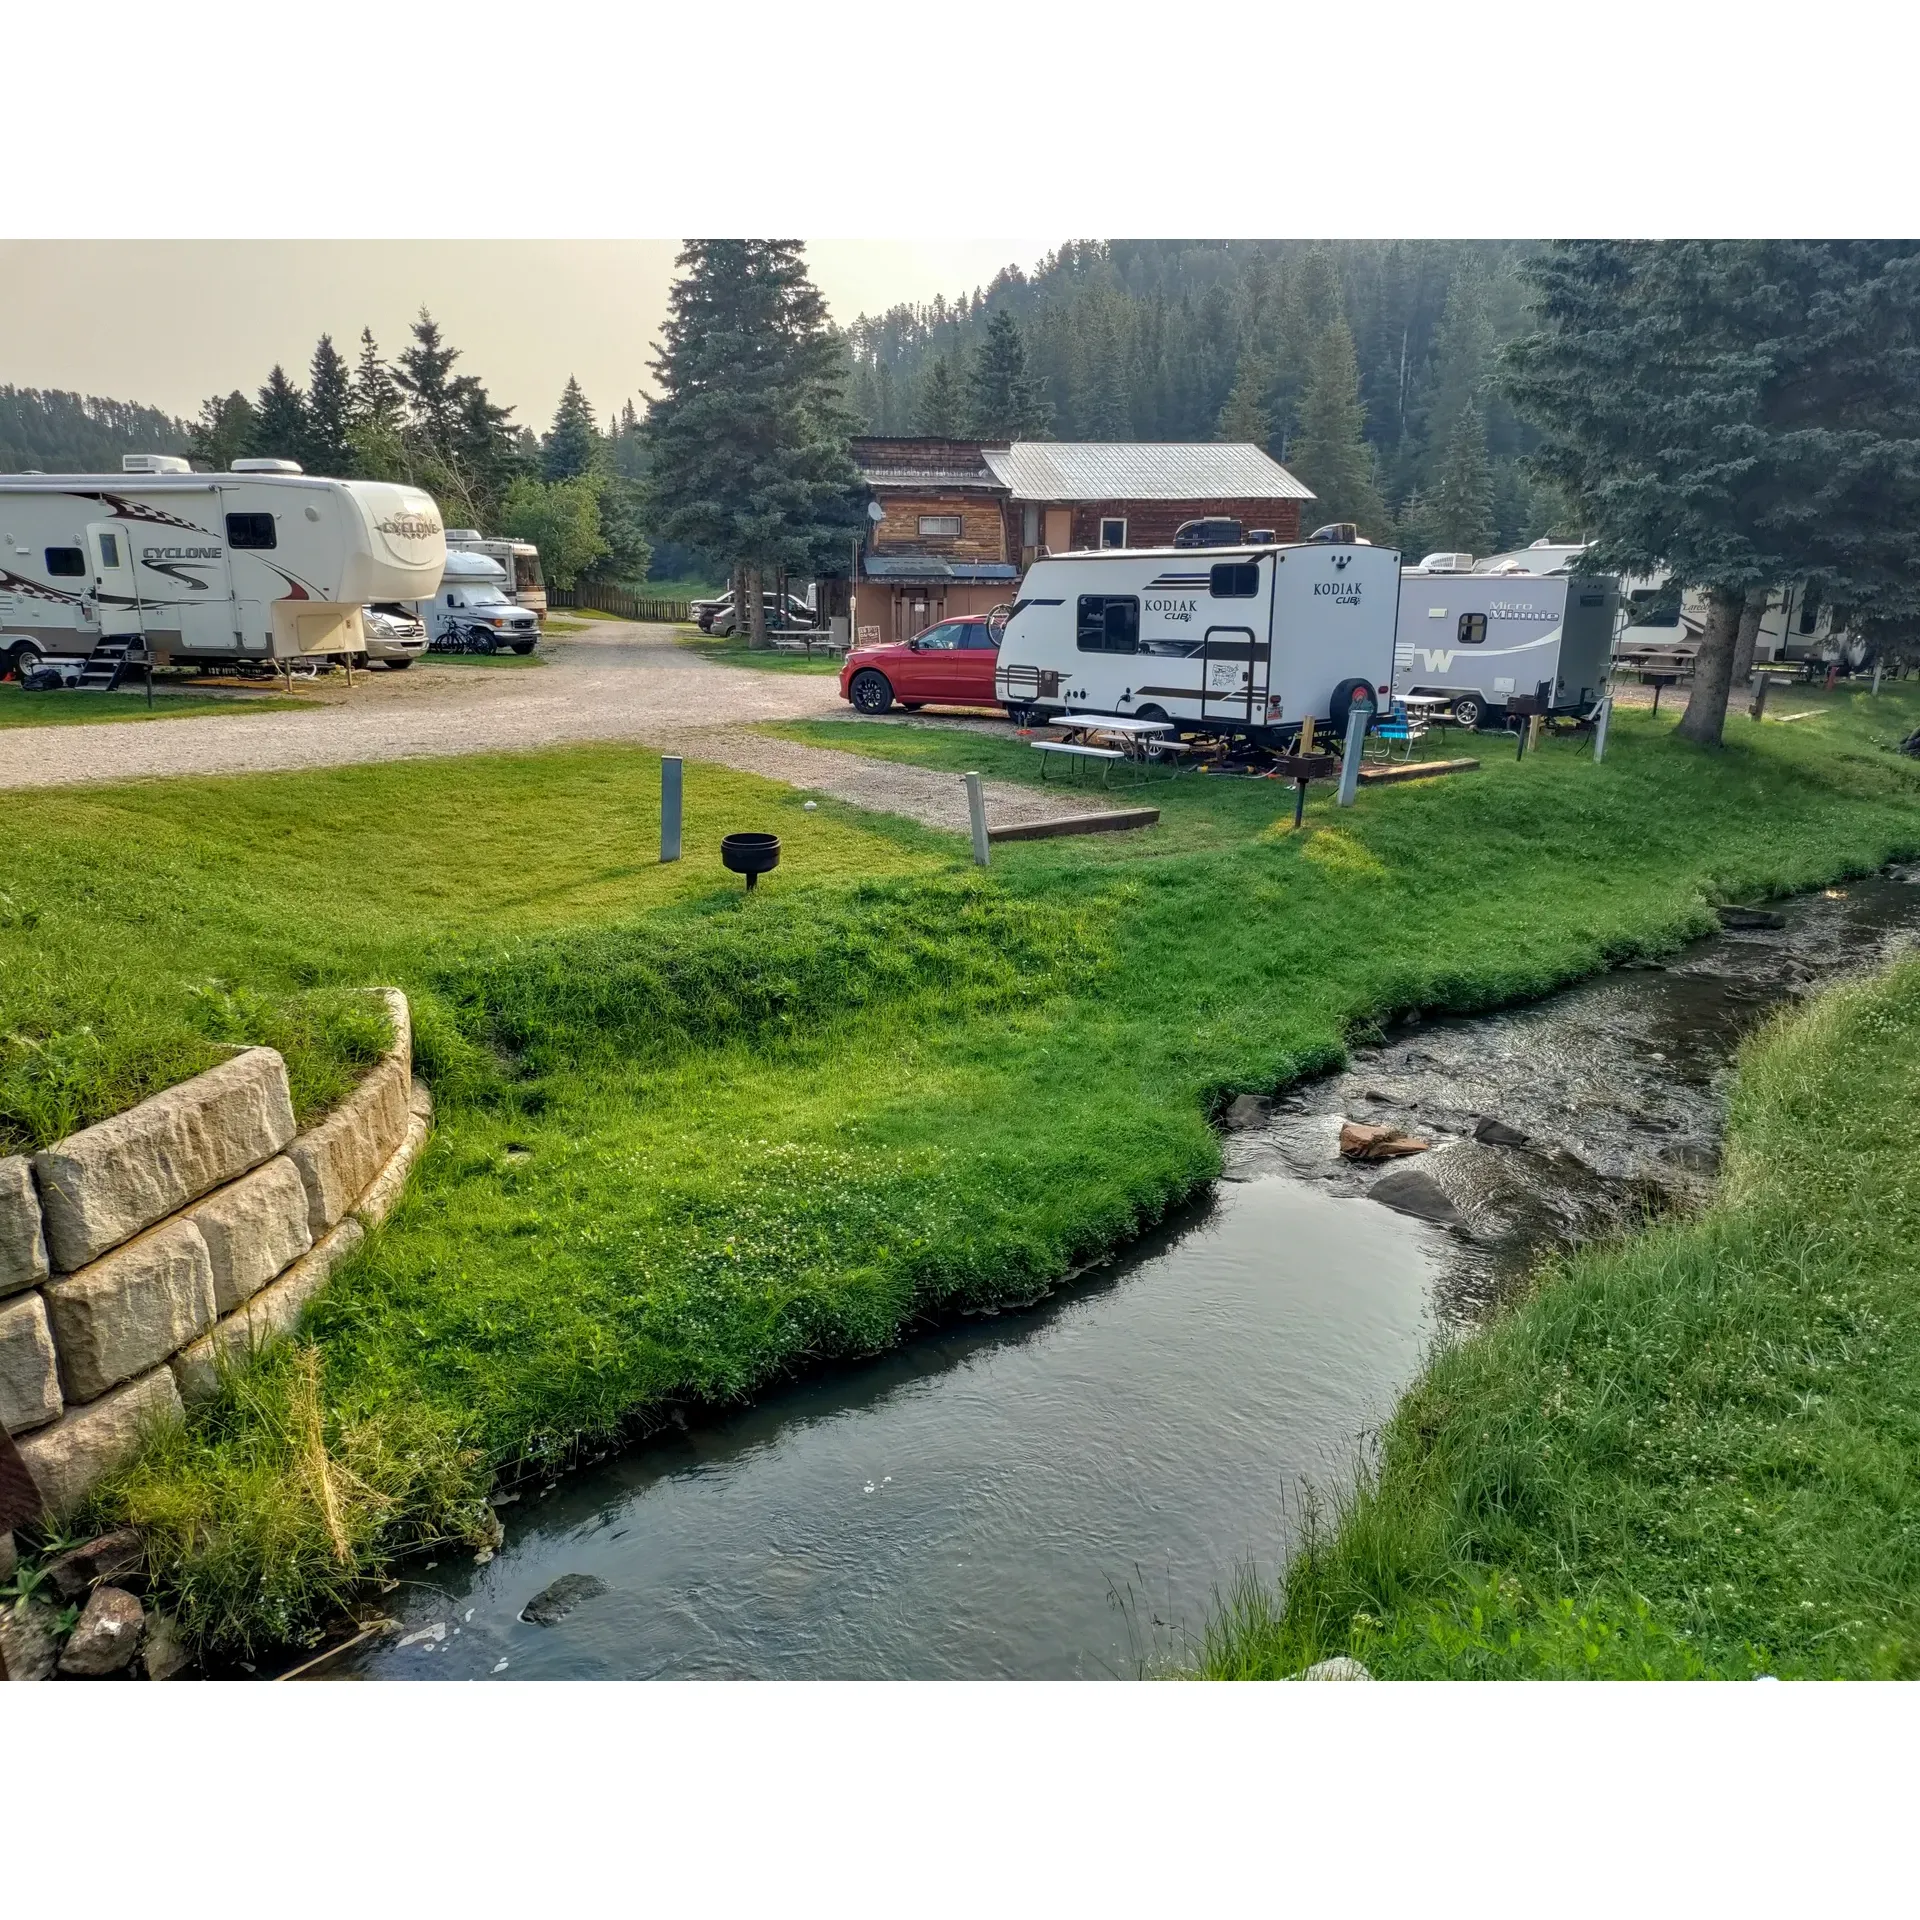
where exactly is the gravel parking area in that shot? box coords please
[0,622,1130,837]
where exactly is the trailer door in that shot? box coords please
[85,523,144,639]
[1198,626,1260,728]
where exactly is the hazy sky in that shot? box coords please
[0,240,1062,431]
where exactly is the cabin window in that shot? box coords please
[1209,562,1260,598]
[45,546,86,576]
[1076,594,1139,654]
[226,512,277,550]
[1457,612,1488,644]
[918,514,963,540]
[1100,517,1127,549]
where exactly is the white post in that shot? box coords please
[1592,694,1612,763]
[661,755,683,863]
[1872,658,1884,696]
[965,771,990,866]
[1336,705,1369,807]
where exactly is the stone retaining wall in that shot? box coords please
[0,990,430,1529]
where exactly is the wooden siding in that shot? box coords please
[870,491,1008,562]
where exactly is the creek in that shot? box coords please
[320,868,1920,1681]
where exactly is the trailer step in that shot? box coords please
[1355,757,1481,786]
[987,807,1160,843]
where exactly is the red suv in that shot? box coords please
[841,613,1002,715]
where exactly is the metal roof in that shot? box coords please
[981,442,1314,502]
[856,467,1006,492]
[861,555,1019,582]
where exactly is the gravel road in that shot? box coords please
[0,622,1131,836]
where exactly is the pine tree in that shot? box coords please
[646,240,863,646]
[351,328,403,432]
[543,375,603,481]
[188,391,256,472]
[393,308,523,524]
[916,357,962,436]
[1216,355,1273,447]
[304,334,354,476]
[250,366,308,463]
[1424,400,1497,553]
[393,309,464,453]
[966,309,1051,440]
[1507,240,1920,744]
[1290,319,1388,536]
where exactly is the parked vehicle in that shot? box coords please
[0,454,445,680]
[416,551,540,653]
[1392,546,1618,729]
[703,590,817,637]
[841,612,1004,714]
[361,602,428,668]
[993,537,1400,739]
[444,530,546,615]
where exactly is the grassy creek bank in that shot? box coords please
[3,684,1917,1660]
[1196,952,1920,1680]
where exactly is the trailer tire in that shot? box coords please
[4,639,42,682]
[849,669,894,714]
[1004,702,1042,727]
[1451,693,1489,731]
[1328,677,1376,735]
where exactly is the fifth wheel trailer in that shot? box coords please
[1391,549,1619,728]
[0,456,447,677]
[993,537,1402,739]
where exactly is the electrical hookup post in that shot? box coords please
[661,756,683,862]
[1336,692,1376,807]
[965,771,990,866]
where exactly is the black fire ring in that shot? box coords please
[720,831,781,890]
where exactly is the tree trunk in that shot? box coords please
[1676,585,1744,746]
[1725,585,1770,719]
[731,560,746,640]
[747,564,768,650]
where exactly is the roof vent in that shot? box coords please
[1172,516,1245,549]
[1247,528,1277,544]
[444,529,484,542]
[122,453,192,475]
[1308,522,1360,545]
[1417,551,1475,573]
[230,457,303,475]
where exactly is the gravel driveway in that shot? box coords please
[0,622,1133,837]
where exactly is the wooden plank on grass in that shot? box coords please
[1356,758,1481,786]
[988,808,1160,843]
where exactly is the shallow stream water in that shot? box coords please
[322,869,1920,1681]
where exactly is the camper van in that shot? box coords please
[445,530,545,615]
[993,538,1402,739]
[0,455,446,679]
[1392,547,1619,729]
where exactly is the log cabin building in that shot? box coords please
[846,437,1316,645]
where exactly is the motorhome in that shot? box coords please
[993,537,1402,739]
[1391,546,1619,729]
[0,455,445,679]
[445,530,545,615]
[416,549,540,652]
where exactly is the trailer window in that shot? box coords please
[45,546,86,576]
[1076,595,1139,653]
[514,551,544,593]
[226,512,277,550]
[1458,612,1488,644]
[1209,562,1259,598]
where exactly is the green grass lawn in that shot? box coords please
[0,684,307,728]
[675,627,843,674]
[8,682,1918,1656]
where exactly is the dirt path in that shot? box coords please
[0,623,1133,837]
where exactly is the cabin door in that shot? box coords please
[84,523,144,640]
[1043,510,1072,555]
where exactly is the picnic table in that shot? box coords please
[1032,712,1182,784]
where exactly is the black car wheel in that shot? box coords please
[849,669,894,714]
[384,658,412,670]
[511,640,537,655]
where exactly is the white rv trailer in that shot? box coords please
[0,455,446,678]
[1391,547,1619,729]
[445,530,545,615]
[993,538,1402,739]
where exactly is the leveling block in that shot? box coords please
[1355,757,1481,786]
[987,808,1160,843]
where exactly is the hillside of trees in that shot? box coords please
[846,240,1573,554]
[0,387,190,473]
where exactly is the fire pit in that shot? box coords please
[720,831,781,890]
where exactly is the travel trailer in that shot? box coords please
[0,455,445,678]
[445,530,545,614]
[1392,547,1619,729]
[416,549,540,652]
[994,537,1402,738]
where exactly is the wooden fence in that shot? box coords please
[549,584,695,623]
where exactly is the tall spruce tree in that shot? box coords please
[916,356,963,435]
[543,376,603,481]
[967,308,1051,440]
[188,390,256,472]
[351,328,403,432]
[304,334,354,476]
[249,366,308,463]
[1291,319,1388,536]
[646,240,863,646]
[1216,355,1273,447]
[1507,240,1920,745]
[1423,401,1497,553]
